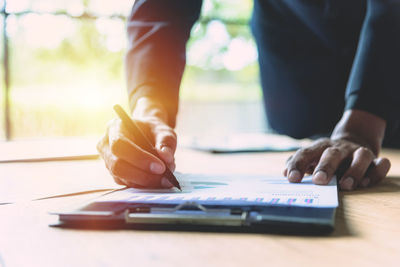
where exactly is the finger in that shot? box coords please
[108,118,137,142]
[133,119,155,144]
[101,118,173,189]
[305,161,317,175]
[123,118,177,167]
[284,161,316,176]
[109,133,166,175]
[116,176,152,189]
[285,139,331,183]
[102,139,168,188]
[283,169,288,176]
[169,161,176,172]
[109,157,163,188]
[313,146,350,185]
[96,134,108,155]
[117,176,171,189]
[118,164,174,189]
[284,155,293,176]
[108,118,166,174]
[113,176,128,186]
[162,160,176,172]
[360,157,391,187]
[339,147,375,191]
[153,124,177,164]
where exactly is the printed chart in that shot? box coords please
[97,173,338,208]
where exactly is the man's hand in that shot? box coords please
[97,97,177,188]
[284,110,391,191]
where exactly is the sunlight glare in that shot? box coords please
[95,18,125,52]
[5,0,30,13]
[223,37,257,71]
[9,14,76,49]
[187,20,229,69]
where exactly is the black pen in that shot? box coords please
[113,104,181,191]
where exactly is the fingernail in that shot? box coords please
[161,177,173,188]
[313,171,328,184]
[150,162,164,174]
[161,146,173,163]
[288,170,301,182]
[341,177,354,191]
[361,178,370,188]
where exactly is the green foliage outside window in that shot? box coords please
[1,0,261,139]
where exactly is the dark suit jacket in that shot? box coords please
[125,0,400,144]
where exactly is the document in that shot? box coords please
[98,173,338,208]
[181,133,311,153]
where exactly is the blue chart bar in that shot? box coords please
[270,198,279,204]
[122,194,318,206]
[305,198,314,204]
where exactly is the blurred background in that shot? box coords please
[0,0,268,141]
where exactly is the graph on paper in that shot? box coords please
[97,173,338,208]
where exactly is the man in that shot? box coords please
[97,0,400,191]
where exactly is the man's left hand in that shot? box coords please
[284,109,391,191]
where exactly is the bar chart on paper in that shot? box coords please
[97,173,338,208]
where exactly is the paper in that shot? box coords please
[98,173,338,208]
[181,133,311,153]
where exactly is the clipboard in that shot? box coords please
[51,174,338,234]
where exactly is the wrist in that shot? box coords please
[132,97,169,124]
[331,109,386,155]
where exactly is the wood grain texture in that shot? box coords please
[0,142,399,267]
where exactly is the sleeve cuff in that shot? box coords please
[345,93,399,134]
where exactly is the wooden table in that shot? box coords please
[0,140,399,267]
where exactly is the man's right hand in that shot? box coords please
[97,97,177,189]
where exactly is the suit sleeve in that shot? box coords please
[345,0,400,133]
[125,0,202,127]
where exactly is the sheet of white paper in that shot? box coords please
[181,133,312,152]
[97,173,338,208]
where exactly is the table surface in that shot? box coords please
[1,139,399,267]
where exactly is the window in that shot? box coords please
[1,0,266,140]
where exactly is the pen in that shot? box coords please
[113,104,181,191]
